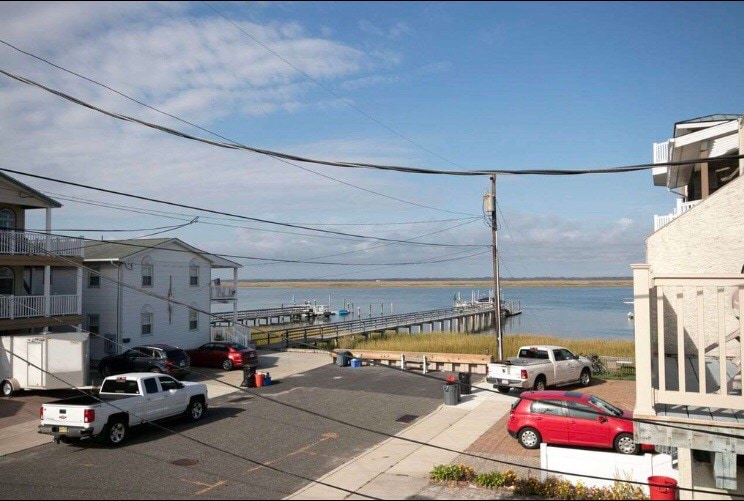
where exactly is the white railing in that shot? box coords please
[0,294,80,319]
[632,266,744,415]
[210,285,237,301]
[210,323,251,346]
[653,199,702,232]
[0,230,84,257]
[653,140,671,164]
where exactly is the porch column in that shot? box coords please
[76,266,83,315]
[632,264,655,416]
[43,265,51,317]
[739,118,744,177]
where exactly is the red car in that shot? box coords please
[507,391,653,455]
[186,342,259,371]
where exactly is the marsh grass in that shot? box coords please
[337,332,635,359]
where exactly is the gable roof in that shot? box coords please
[0,171,62,209]
[83,238,241,268]
[676,113,743,125]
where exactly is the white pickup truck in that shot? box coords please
[487,345,593,393]
[38,373,209,446]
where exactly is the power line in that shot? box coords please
[202,2,467,170]
[0,40,475,217]
[0,165,487,249]
[3,66,743,177]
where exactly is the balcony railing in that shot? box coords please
[632,266,744,415]
[653,199,701,232]
[210,285,237,301]
[0,294,80,319]
[211,322,251,346]
[0,230,84,257]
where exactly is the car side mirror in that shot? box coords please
[598,415,607,423]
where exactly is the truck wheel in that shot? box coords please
[497,386,511,394]
[1,380,15,398]
[614,433,640,455]
[518,427,542,449]
[533,376,546,391]
[580,369,592,387]
[186,397,207,422]
[221,359,233,371]
[103,419,128,446]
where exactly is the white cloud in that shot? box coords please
[358,19,413,40]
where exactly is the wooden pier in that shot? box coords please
[252,304,496,348]
[214,305,312,326]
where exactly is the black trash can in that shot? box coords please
[336,351,352,367]
[458,372,472,395]
[443,382,459,406]
[241,366,256,388]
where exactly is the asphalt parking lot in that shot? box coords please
[0,363,443,499]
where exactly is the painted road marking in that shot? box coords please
[245,432,340,474]
[182,479,226,496]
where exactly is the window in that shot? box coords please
[189,309,198,331]
[0,208,16,230]
[518,348,549,360]
[141,306,153,336]
[566,401,599,420]
[588,396,623,417]
[189,261,199,287]
[141,257,153,287]
[87,314,100,336]
[101,379,140,394]
[0,267,14,295]
[530,400,565,417]
[158,376,180,392]
[143,378,159,394]
[88,265,100,288]
[553,349,575,362]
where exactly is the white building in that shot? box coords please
[632,115,743,499]
[82,238,245,360]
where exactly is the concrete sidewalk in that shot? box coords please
[0,349,331,457]
[286,380,515,500]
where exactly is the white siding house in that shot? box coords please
[82,238,242,360]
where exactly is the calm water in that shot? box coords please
[214,286,635,339]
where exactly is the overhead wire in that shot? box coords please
[0,40,476,217]
[2,66,744,177]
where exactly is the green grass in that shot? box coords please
[337,332,635,359]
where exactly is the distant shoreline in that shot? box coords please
[237,279,632,288]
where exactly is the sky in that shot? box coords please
[0,1,742,279]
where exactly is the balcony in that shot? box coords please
[0,230,84,258]
[653,199,701,232]
[0,294,80,319]
[210,285,237,301]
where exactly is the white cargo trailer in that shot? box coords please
[1,332,89,397]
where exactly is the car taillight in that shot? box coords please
[84,409,95,423]
[166,361,174,367]
[40,406,44,420]
[520,369,528,380]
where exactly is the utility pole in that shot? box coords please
[486,176,503,360]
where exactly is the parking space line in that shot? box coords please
[181,479,226,496]
[245,432,339,474]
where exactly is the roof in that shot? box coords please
[83,237,241,268]
[0,171,62,209]
[676,114,743,125]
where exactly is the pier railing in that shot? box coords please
[252,304,493,347]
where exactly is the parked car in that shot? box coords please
[186,342,258,371]
[98,344,190,379]
[39,373,208,446]
[507,390,654,455]
[487,345,593,393]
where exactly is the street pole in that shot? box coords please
[490,176,503,360]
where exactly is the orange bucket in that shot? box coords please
[255,373,265,388]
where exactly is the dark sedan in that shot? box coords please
[98,344,190,379]
[187,342,258,371]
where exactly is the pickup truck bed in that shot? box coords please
[44,394,133,406]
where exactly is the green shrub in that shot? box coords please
[474,471,504,488]
[429,464,476,483]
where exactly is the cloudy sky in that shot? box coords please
[1,2,742,279]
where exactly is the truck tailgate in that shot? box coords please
[488,363,522,379]
[42,403,92,427]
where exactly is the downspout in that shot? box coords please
[113,260,122,354]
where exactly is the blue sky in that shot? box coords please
[0,1,742,278]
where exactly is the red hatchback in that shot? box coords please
[507,391,653,455]
[187,342,259,371]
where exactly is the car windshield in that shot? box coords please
[229,343,249,351]
[588,396,623,417]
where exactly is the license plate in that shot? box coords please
[501,380,510,385]
[59,427,68,433]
